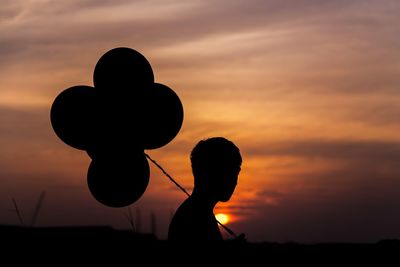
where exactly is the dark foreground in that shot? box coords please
[2,225,399,264]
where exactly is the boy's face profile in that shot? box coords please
[212,163,241,202]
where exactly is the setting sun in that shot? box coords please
[215,213,230,225]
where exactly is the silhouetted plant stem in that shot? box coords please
[11,198,24,226]
[30,191,45,227]
[124,206,136,232]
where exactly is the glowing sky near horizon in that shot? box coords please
[1,0,400,242]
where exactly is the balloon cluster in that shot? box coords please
[50,47,184,208]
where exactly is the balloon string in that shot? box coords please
[144,153,238,239]
[144,153,190,197]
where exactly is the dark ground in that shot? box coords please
[2,225,399,264]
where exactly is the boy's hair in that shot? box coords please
[190,137,242,183]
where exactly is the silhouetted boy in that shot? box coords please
[168,137,242,241]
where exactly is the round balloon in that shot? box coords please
[142,83,184,149]
[93,47,154,95]
[87,151,150,208]
[50,85,97,150]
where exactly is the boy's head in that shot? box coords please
[190,137,242,202]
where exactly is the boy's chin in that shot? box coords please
[219,195,232,202]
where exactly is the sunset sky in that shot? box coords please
[1,0,400,243]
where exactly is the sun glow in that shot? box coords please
[215,213,230,225]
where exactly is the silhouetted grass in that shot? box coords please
[2,224,399,264]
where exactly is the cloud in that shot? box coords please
[244,139,400,163]
[0,105,90,185]
[1,0,399,113]
[0,0,24,22]
[239,167,400,243]
[2,0,398,66]
[232,156,400,243]
[231,137,400,242]
[350,100,400,126]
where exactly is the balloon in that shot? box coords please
[87,151,150,208]
[93,47,154,96]
[142,83,184,149]
[50,47,185,209]
[86,83,184,152]
[50,85,97,150]
[81,95,145,156]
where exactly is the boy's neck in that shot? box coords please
[190,188,218,211]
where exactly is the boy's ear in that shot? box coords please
[196,168,208,178]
